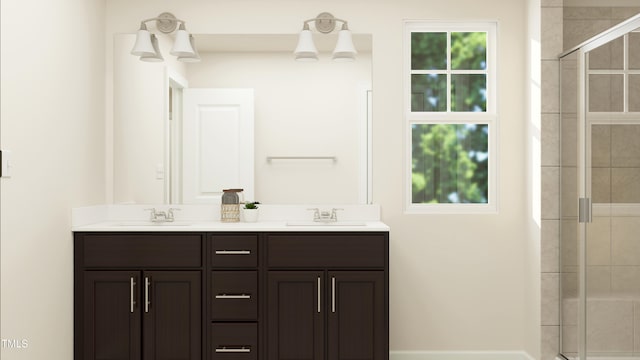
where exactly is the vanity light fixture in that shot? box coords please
[294,12,357,62]
[131,12,200,63]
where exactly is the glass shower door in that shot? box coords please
[560,16,640,360]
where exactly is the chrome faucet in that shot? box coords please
[307,208,343,222]
[145,208,180,222]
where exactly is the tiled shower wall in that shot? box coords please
[541,3,640,359]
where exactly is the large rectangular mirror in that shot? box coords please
[113,33,372,204]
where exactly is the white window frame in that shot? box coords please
[404,20,498,214]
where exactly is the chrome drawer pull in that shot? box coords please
[317,277,321,313]
[331,277,336,313]
[144,277,151,313]
[215,347,251,353]
[215,294,251,299]
[215,250,251,255]
[130,277,136,313]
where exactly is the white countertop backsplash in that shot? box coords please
[72,204,388,232]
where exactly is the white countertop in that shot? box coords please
[73,220,389,232]
[72,204,389,232]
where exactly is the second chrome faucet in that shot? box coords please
[308,208,343,222]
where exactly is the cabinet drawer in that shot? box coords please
[81,233,202,267]
[267,233,387,268]
[211,323,257,360]
[211,235,258,268]
[211,271,258,320]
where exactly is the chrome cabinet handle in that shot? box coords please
[144,277,151,313]
[331,277,336,313]
[215,347,251,353]
[215,294,251,299]
[215,250,251,255]
[130,277,136,313]
[317,276,321,313]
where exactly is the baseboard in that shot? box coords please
[390,350,536,360]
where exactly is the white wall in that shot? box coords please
[0,0,106,359]
[526,0,542,358]
[106,0,535,354]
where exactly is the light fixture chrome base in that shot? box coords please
[314,12,336,34]
[156,12,178,33]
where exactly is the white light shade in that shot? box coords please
[140,34,164,62]
[170,24,195,56]
[332,28,357,62]
[131,26,155,56]
[178,35,201,62]
[294,29,319,61]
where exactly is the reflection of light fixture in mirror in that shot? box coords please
[294,12,357,62]
[177,35,201,62]
[131,12,197,63]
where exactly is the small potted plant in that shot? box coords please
[242,201,260,222]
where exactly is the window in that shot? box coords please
[405,21,497,213]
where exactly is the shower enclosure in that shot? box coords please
[559,13,640,360]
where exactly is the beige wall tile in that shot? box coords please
[611,7,640,20]
[635,302,640,353]
[588,37,624,70]
[591,125,611,167]
[591,168,611,204]
[562,220,578,267]
[589,74,624,112]
[543,273,561,325]
[543,166,561,219]
[562,324,577,353]
[587,216,611,265]
[612,216,640,265]
[564,7,612,20]
[560,57,577,114]
[561,114,577,167]
[542,325,560,360]
[543,220,561,272]
[543,113,560,167]
[543,60,561,113]
[612,266,640,296]
[630,75,640,112]
[586,298,634,353]
[564,19,613,50]
[630,32,640,70]
[611,168,640,203]
[611,124,640,167]
[561,166,577,218]
[563,298,578,326]
[543,7,564,60]
[562,269,578,298]
[587,265,611,296]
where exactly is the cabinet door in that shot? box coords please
[267,271,324,360]
[83,271,141,360]
[327,271,386,360]
[142,271,201,360]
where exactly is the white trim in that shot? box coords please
[390,350,535,360]
[403,20,498,214]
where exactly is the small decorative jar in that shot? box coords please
[221,189,243,222]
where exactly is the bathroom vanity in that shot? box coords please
[73,220,388,360]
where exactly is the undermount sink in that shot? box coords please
[286,221,366,226]
[112,221,195,227]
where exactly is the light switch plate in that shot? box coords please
[1,150,12,178]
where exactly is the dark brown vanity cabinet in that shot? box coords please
[75,231,388,360]
[266,233,388,360]
[75,233,203,360]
